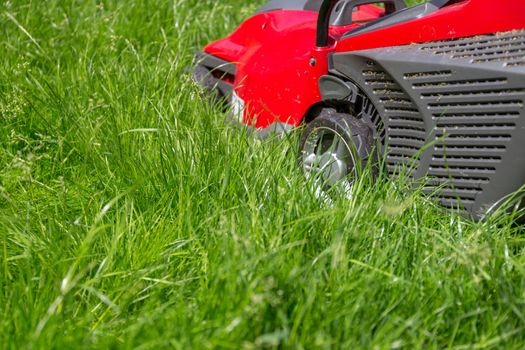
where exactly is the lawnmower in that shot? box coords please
[193,0,525,219]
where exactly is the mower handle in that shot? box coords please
[316,0,407,47]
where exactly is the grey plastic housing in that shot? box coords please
[328,30,525,219]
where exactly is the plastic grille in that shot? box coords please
[416,76,519,209]
[333,32,525,217]
[419,30,525,68]
[363,64,425,177]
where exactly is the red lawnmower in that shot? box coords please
[194,0,525,219]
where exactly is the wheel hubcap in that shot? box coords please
[302,128,356,188]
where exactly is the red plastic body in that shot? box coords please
[203,0,525,129]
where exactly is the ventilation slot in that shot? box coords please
[450,43,525,58]
[473,53,525,64]
[436,136,512,144]
[437,127,515,136]
[404,70,452,80]
[434,145,506,152]
[432,146,505,159]
[431,155,502,168]
[413,78,507,90]
[423,186,481,200]
[427,175,490,187]
[428,100,523,110]
[432,111,519,121]
[432,155,502,162]
[421,89,525,100]
[507,61,525,67]
[379,97,413,105]
[389,126,426,139]
[429,165,496,176]
[437,197,475,211]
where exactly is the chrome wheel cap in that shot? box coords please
[302,127,356,189]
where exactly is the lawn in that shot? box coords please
[1,0,525,348]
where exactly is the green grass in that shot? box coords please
[1,0,525,348]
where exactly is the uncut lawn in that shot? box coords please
[1,0,525,349]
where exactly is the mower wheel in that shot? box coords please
[299,109,374,193]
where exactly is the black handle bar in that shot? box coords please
[316,0,407,47]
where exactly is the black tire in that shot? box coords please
[299,109,374,190]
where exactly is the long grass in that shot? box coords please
[1,0,524,348]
